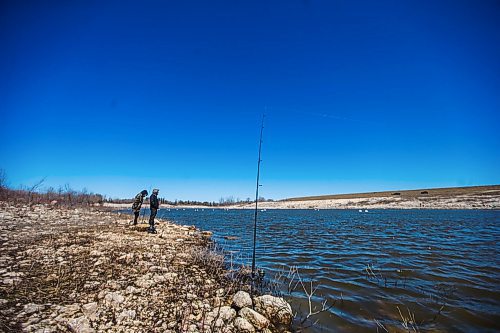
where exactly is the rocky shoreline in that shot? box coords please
[0,203,293,332]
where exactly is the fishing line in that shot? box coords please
[267,106,381,126]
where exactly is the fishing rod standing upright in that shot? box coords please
[252,115,265,278]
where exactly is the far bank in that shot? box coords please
[105,185,500,210]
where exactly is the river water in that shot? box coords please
[151,208,499,332]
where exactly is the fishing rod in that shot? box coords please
[252,114,265,278]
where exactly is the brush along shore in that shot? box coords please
[0,202,293,332]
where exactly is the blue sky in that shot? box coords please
[1,0,499,201]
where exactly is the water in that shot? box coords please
[152,208,499,332]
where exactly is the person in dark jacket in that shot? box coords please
[131,190,148,225]
[148,188,160,233]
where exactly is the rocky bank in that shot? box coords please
[0,202,293,332]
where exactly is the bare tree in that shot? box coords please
[45,186,55,202]
[28,177,46,206]
[0,169,7,200]
[0,169,6,189]
[268,266,337,330]
[64,184,73,206]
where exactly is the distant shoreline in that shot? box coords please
[104,185,500,210]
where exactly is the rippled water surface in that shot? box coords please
[154,209,499,332]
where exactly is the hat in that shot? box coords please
[152,189,159,194]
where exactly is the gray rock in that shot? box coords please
[25,315,41,325]
[68,316,95,333]
[205,305,236,327]
[23,303,44,315]
[233,291,252,309]
[135,277,154,289]
[205,306,236,332]
[81,302,98,321]
[59,304,81,317]
[117,309,136,323]
[212,318,224,328]
[238,307,269,330]
[35,326,58,333]
[154,274,167,283]
[218,306,237,322]
[254,295,293,326]
[2,277,22,285]
[164,272,178,281]
[233,317,255,333]
[125,285,138,294]
[104,292,125,308]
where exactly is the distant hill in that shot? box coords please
[285,185,500,201]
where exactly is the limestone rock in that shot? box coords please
[68,316,95,333]
[125,285,138,294]
[218,306,237,322]
[135,276,154,289]
[104,292,125,308]
[233,291,252,309]
[254,295,293,326]
[206,306,236,324]
[23,303,44,315]
[153,274,166,283]
[164,272,178,281]
[238,307,269,330]
[117,309,136,323]
[59,304,81,317]
[81,302,98,321]
[233,317,255,333]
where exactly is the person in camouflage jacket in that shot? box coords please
[131,190,148,225]
[148,189,160,233]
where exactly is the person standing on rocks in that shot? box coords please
[148,189,160,233]
[131,190,148,225]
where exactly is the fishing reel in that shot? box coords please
[250,268,266,295]
[258,269,265,281]
[251,269,265,284]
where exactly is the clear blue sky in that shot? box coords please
[1,0,499,201]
